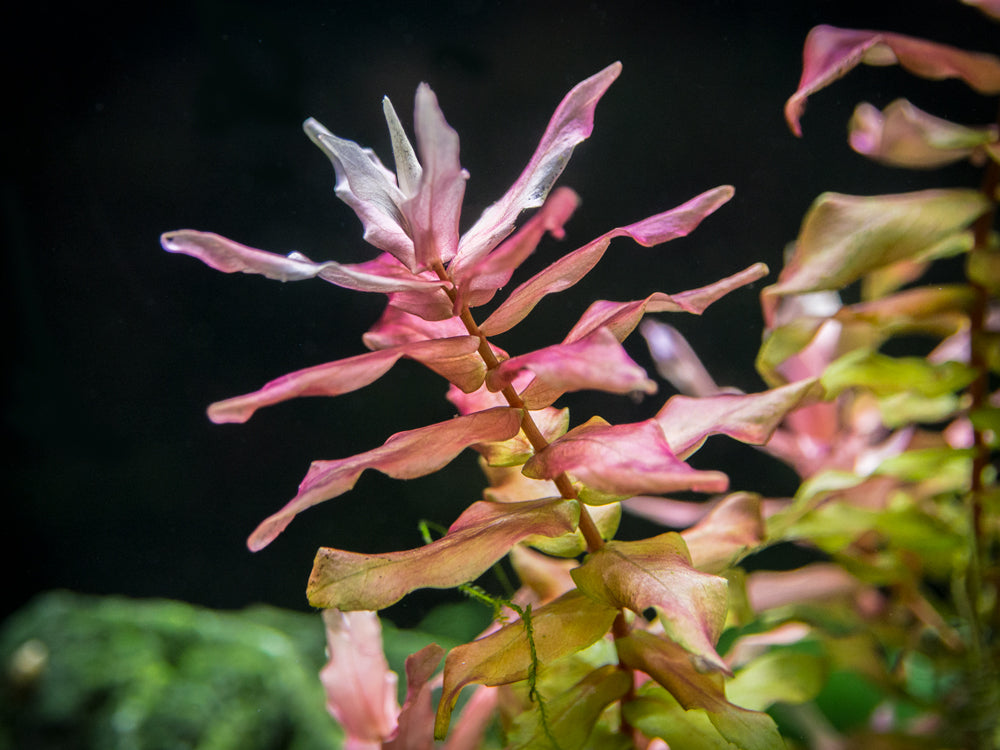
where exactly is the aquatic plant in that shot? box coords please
[164,8,1000,748]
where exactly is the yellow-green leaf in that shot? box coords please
[307,498,579,610]
[434,590,618,738]
[571,534,729,672]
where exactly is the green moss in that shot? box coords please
[0,591,343,750]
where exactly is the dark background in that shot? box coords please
[4,0,997,625]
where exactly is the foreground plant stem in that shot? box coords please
[433,261,640,738]
[432,261,607,552]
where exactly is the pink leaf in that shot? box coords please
[680,492,766,573]
[160,230,443,293]
[248,407,522,551]
[479,185,735,336]
[486,327,657,407]
[571,533,730,672]
[384,644,446,750]
[564,262,769,344]
[439,686,498,750]
[522,417,729,499]
[640,321,726,397]
[451,187,579,311]
[207,336,483,424]
[304,118,418,270]
[320,610,400,745]
[364,306,473,349]
[307,498,580,610]
[654,379,821,459]
[455,62,622,268]
[403,84,468,269]
[785,25,1000,137]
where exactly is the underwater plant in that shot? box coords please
[163,7,1000,748]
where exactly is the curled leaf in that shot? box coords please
[785,24,1000,136]
[849,98,999,168]
[248,407,522,551]
[522,417,729,500]
[307,498,580,610]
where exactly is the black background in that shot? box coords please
[4,0,997,625]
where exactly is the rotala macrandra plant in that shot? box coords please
[163,12,1000,745]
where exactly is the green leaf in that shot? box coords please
[307,498,579,610]
[434,590,618,738]
[507,665,631,750]
[763,189,989,302]
[525,502,622,558]
[571,534,730,672]
[725,649,826,711]
[820,349,977,399]
[618,631,785,750]
[625,684,735,750]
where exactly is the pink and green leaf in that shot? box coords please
[762,189,990,305]
[207,336,483,424]
[680,492,766,573]
[618,632,784,750]
[307,497,580,610]
[654,378,822,459]
[486,327,657,406]
[523,417,729,500]
[434,590,618,738]
[571,533,730,671]
[479,185,735,336]
[849,98,999,169]
[248,407,522,551]
[785,24,1000,136]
